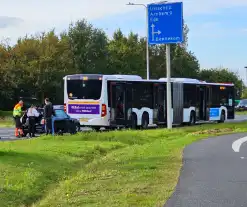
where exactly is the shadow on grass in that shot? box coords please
[0,150,72,206]
[0,144,125,207]
[114,156,181,171]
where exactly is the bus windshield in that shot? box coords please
[67,79,102,100]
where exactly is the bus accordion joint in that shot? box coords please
[101,104,107,117]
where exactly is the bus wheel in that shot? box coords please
[189,111,196,125]
[92,127,101,132]
[141,113,149,129]
[131,113,137,129]
[75,123,81,132]
[218,111,225,123]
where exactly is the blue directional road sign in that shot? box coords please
[147,2,183,44]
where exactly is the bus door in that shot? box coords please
[110,82,132,126]
[153,83,165,123]
[226,86,235,119]
[197,86,207,120]
[205,86,212,121]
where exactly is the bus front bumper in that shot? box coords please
[79,117,109,127]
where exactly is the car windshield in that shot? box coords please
[238,99,247,105]
[67,79,102,100]
[54,110,68,118]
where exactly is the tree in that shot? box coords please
[198,68,242,87]
[198,68,243,98]
[171,46,199,78]
[9,30,75,103]
[241,88,247,99]
[68,19,108,74]
[0,18,242,110]
[0,42,18,109]
[107,29,146,76]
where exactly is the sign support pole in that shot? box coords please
[166,44,172,129]
[146,1,183,129]
[145,6,150,80]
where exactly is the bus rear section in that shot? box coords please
[64,75,108,128]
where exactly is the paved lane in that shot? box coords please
[164,133,247,207]
[0,128,17,141]
[227,114,247,122]
[0,127,91,141]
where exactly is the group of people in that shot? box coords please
[13,98,54,138]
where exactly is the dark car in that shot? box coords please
[49,106,81,135]
[21,105,80,136]
[235,99,247,111]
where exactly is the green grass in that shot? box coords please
[236,111,247,115]
[0,111,13,127]
[0,122,247,207]
[0,111,12,117]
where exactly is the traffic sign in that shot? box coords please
[147,2,183,44]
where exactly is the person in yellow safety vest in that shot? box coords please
[13,100,24,138]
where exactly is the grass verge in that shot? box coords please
[236,111,247,115]
[0,111,13,127]
[0,122,247,207]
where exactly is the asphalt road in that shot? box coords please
[1,115,247,140]
[0,127,91,141]
[227,114,247,122]
[0,128,20,141]
[164,133,247,207]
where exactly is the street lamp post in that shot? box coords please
[244,66,247,84]
[127,1,172,128]
[126,2,149,80]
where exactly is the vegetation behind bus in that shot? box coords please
[0,19,243,110]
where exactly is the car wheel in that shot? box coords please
[76,123,81,132]
[92,127,101,132]
[57,130,63,136]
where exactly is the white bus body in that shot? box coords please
[64,74,235,129]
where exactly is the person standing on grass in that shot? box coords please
[13,100,24,138]
[44,98,54,135]
[27,105,39,138]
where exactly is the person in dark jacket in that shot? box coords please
[44,98,54,135]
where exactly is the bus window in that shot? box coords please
[67,79,102,100]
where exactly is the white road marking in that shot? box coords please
[232,136,247,152]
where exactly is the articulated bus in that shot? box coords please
[63,74,235,130]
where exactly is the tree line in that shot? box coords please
[0,19,243,110]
